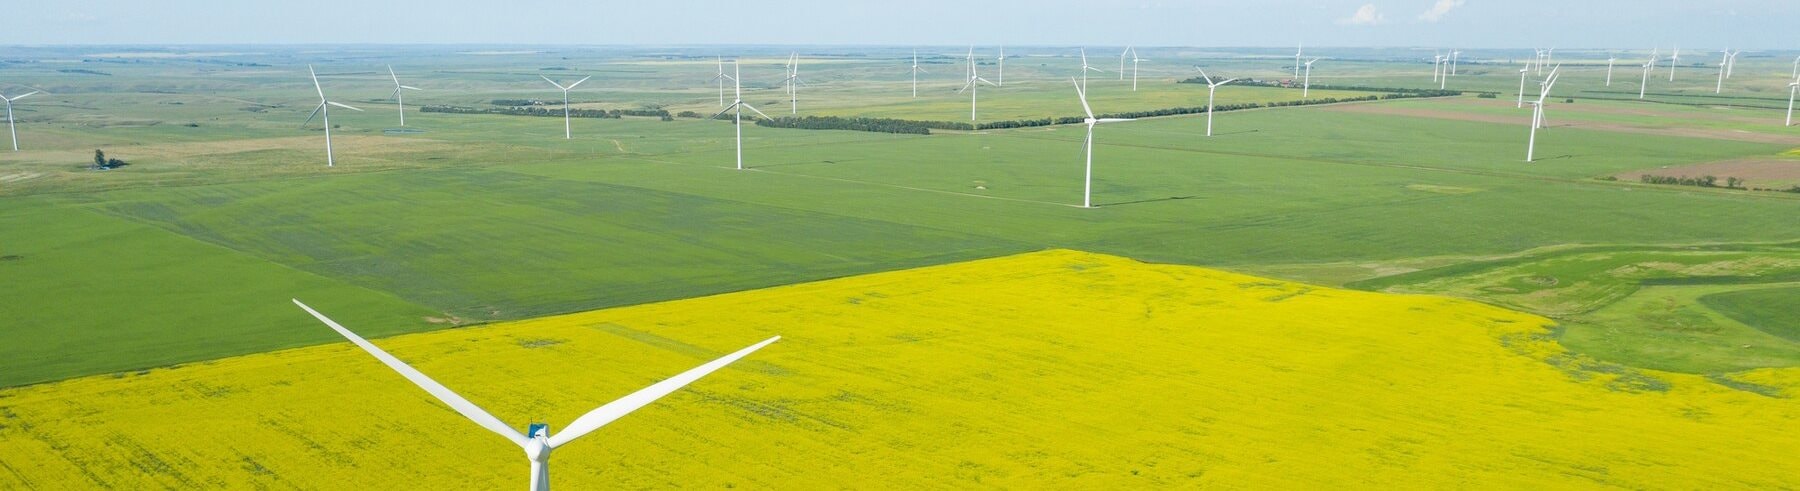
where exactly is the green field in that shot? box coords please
[2,45,1798,388]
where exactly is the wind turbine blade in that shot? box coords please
[328,101,364,112]
[8,91,38,101]
[400,85,422,91]
[540,75,566,90]
[308,65,326,101]
[565,76,592,90]
[978,77,997,86]
[742,103,774,121]
[545,336,781,449]
[1096,118,1135,123]
[301,103,323,127]
[292,299,528,448]
[1218,78,1238,86]
[1194,67,1212,85]
[708,102,741,120]
[1071,77,1093,119]
[388,65,400,85]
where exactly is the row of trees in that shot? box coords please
[421,105,673,120]
[1640,174,1744,189]
[753,116,933,134]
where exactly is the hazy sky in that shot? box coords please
[5,1,1797,49]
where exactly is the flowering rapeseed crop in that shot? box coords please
[0,250,1793,488]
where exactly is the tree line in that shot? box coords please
[421,105,673,120]
[752,116,933,134]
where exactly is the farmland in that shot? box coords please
[1,42,1798,486]
[3,250,1794,488]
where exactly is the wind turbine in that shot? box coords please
[303,65,363,167]
[1432,52,1444,83]
[386,66,422,127]
[959,50,998,122]
[1450,49,1461,76]
[1639,53,1657,100]
[708,56,726,106]
[1194,67,1237,137]
[1302,58,1321,98]
[292,299,778,491]
[1544,47,1556,73]
[710,61,774,171]
[1071,77,1134,209]
[1668,46,1680,81]
[996,45,1006,86]
[1293,43,1304,81]
[1787,76,1798,127]
[1516,64,1530,108]
[1130,48,1147,91]
[779,53,807,114]
[1437,53,1448,90]
[1717,50,1730,93]
[1535,65,1560,129]
[540,75,591,140]
[1,89,38,152]
[1726,50,1741,79]
[1526,67,1561,162]
[1605,52,1617,87]
[1791,55,1799,82]
[1079,48,1105,90]
[909,51,928,98]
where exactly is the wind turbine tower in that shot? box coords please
[540,75,592,140]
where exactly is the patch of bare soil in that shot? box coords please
[1616,159,1800,188]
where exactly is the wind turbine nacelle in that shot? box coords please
[528,423,550,439]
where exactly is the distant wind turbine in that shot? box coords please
[1516,64,1530,108]
[1605,52,1616,87]
[1716,50,1729,94]
[1130,48,1147,91]
[1,89,38,152]
[959,48,999,122]
[540,75,591,140]
[1079,48,1105,90]
[292,299,778,491]
[909,51,928,98]
[708,56,726,106]
[1119,46,1130,80]
[1526,67,1561,162]
[1639,53,1657,100]
[1194,67,1237,137]
[1450,49,1461,76]
[709,60,774,171]
[780,53,807,114]
[1788,76,1798,127]
[1668,46,1681,81]
[1726,49,1742,78]
[1071,77,1135,208]
[386,66,422,127]
[1293,43,1304,81]
[997,45,1007,86]
[303,65,363,167]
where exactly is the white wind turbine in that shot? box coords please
[1293,43,1304,81]
[909,51,928,98]
[1432,52,1444,83]
[1668,46,1681,81]
[1,89,39,152]
[710,60,774,171]
[1544,47,1556,73]
[303,65,363,167]
[1726,49,1742,79]
[540,75,591,140]
[1516,64,1530,108]
[1450,49,1461,76]
[1639,52,1657,100]
[959,49,998,122]
[1535,65,1560,129]
[1605,52,1616,86]
[1717,50,1730,93]
[292,299,778,491]
[781,52,806,114]
[1071,77,1135,208]
[1302,58,1321,98]
[1130,48,1147,91]
[1525,67,1561,162]
[997,45,1007,86]
[1791,55,1799,81]
[1787,74,1798,127]
[386,66,422,127]
[709,56,726,106]
[1437,53,1448,90]
[1193,67,1237,137]
[1079,48,1105,90]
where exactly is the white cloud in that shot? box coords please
[1337,4,1386,26]
[1418,0,1465,22]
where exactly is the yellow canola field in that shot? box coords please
[1,250,1796,489]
